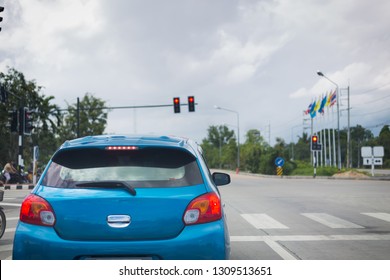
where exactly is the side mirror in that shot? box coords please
[212,172,231,186]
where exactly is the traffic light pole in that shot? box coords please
[18,107,24,171]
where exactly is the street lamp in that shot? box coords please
[317,71,341,170]
[214,105,240,173]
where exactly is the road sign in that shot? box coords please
[363,158,383,166]
[373,146,384,157]
[275,157,285,167]
[361,146,384,176]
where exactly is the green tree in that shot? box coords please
[293,132,311,161]
[200,125,236,169]
[349,124,374,167]
[0,67,61,168]
[378,125,390,167]
[241,129,264,173]
[57,93,109,143]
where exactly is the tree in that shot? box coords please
[349,125,374,168]
[57,93,109,143]
[241,129,264,173]
[0,67,61,168]
[378,125,390,167]
[293,132,311,161]
[200,125,236,169]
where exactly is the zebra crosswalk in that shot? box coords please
[232,211,390,260]
[241,214,289,229]
[238,212,390,230]
[301,213,363,229]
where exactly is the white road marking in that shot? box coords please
[301,213,364,229]
[0,244,13,252]
[231,234,390,260]
[0,203,21,207]
[241,214,289,229]
[5,217,19,221]
[231,234,390,242]
[263,238,297,260]
[362,213,390,223]
[5,227,16,233]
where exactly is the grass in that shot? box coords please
[289,161,341,176]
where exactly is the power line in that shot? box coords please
[351,106,390,117]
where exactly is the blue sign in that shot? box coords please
[275,157,285,167]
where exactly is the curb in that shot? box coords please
[2,184,35,190]
[214,169,390,181]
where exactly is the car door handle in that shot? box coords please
[107,215,131,228]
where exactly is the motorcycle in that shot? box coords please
[1,170,29,184]
[0,190,5,239]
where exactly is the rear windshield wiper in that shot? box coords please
[75,181,137,196]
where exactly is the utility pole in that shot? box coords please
[347,86,351,168]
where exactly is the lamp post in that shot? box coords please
[317,71,341,170]
[214,106,240,173]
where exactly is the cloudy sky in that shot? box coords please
[1,0,389,145]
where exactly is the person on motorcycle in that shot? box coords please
[3,161,18,184]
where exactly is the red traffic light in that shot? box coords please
[188,96,195,112]
[311,135,321,151]
[173,97,180,113]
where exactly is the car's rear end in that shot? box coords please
[13,135,230,260]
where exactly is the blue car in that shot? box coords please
[13,135,231,260]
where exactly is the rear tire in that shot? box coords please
[0,209,6,239]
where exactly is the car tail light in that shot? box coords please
[20,194,56,226]
[183,192,222,225]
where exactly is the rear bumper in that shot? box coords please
[12,220,230,260]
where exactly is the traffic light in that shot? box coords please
[0,6,4,32]
[7,110,18,132]
[23,107,34,135]
[188,96,195,112]
[311,135,322,151]
[173,97,180,113]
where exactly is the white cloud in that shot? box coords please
[1,0,389,144]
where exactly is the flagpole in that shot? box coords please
[317,71,342,170]
[322,127,326,166]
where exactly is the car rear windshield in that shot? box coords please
[42,147,204,188]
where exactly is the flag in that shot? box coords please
[325,91,331,107]
[304,102,313,115]
[330,89,337,106]
[310,99,317,118]
[314,96,321,112]
[318,94,328,114]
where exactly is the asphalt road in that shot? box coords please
[1,173,390,260]
[222,173,390,260]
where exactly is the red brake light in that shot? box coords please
[183,192,222,225]
[105,146,139,150]
[20,194,56,226]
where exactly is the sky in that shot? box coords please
[1,0,389,145]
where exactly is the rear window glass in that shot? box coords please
[42,147,203,188]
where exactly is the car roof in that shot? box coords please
[59,135,198,154]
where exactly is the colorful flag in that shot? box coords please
[304,102,313,115]
[310,99,317,118]
[318,94,328,114]
[314,96,321,112]
[325,91,331,107]
[330,89,337,106]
